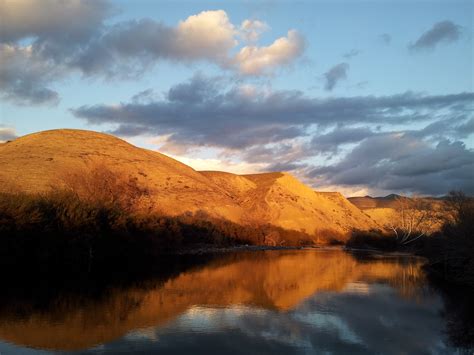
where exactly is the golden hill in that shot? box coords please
[203,171,377,234]
[348,195,447,231]
[0,129,377,234]
[0,129,243,222]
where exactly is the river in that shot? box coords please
[0,249,472,354]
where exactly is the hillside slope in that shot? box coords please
[202,171,377,234]
[0,129,243,222]
[0,129,377,234]
[348,195,447,231]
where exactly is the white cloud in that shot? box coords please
[0,126,18,142]
[0,5,305,104]
[240,19,269,42]
[174,10,237,61]
[170,155,266,174]
[234,30,305,75]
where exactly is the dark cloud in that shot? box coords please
[342,49,360,59]
[131,89,156,104]
[309,134,474,195]
[0,0,111,104]
[324,63,349,91]
[0,45,61,105]
[380,33,392,45]
[72,75,474,150]
[71,75,474,194]
[310,127,375,153]
[167,74,222,104]
[409,21,462,51]
[0,0,111,44]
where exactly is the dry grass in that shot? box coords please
[1,129,379,235]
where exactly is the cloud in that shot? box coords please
[71,74,474,194]
[0,0,111,104]
[324,63,349,91]
[0,4,304,104]
[234,30,305,75]
[72,75,474,149]
[309,134,474,195]
[0,0,111,43]
[310,127,375,153]
[68,10,238,77]
[342,49,360,59]
[408,21,462,51]
[380,33,392,45]
[0,126,18,142]
[169,155,266,175]
[72,75,474,151]
[240,19,269,42]
[0,44,60,105]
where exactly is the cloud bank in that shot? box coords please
[72,74,474,195]
[0,1,305,105]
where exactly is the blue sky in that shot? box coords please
[0,0,473,196]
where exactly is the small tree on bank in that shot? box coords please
[386,196,435,245]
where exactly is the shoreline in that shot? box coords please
[166,244,420,257]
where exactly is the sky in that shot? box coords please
[0,0,473,196]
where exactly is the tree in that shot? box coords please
[386,196,435,245]
[59,163,150,213]
[445,190,474,239]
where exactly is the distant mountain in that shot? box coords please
[347,196,401,209]
[0,129,377,235]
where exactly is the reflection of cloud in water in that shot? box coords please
[93,283,450,354]
[0,250,459,354]
[343,281,371,295]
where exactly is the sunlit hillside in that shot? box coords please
[0,129,378,235]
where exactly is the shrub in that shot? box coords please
[346,229,399,251]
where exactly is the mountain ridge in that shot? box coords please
[0,129,378,234]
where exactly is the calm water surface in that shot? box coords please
[0,249,471,354]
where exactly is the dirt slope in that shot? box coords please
[0,129,377,234]
[348,195,447,230]
[203,171,377,234]
[0,129,243,221]
[348,195,402,209]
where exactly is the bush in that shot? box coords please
[0,187,318,270]
[420,191,474,287]
[346,229,399,251]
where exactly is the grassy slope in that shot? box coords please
[1,129,376,234]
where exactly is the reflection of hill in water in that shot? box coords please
[0,250,425,351]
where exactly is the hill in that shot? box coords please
[347,195,402,209]
[348,195,447,230]
[0,129,243,222]
[203,171,376,234]
[0,129,377,236]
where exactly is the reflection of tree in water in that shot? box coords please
[0,250,462,352]
[437,286,474,350]
[348,252,427,301]
[386,262,428,301]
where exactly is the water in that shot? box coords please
[0,249,471,354]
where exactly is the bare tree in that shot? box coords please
[59,162,150,213]
[386,196,435,245]
[445,190,474,239]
